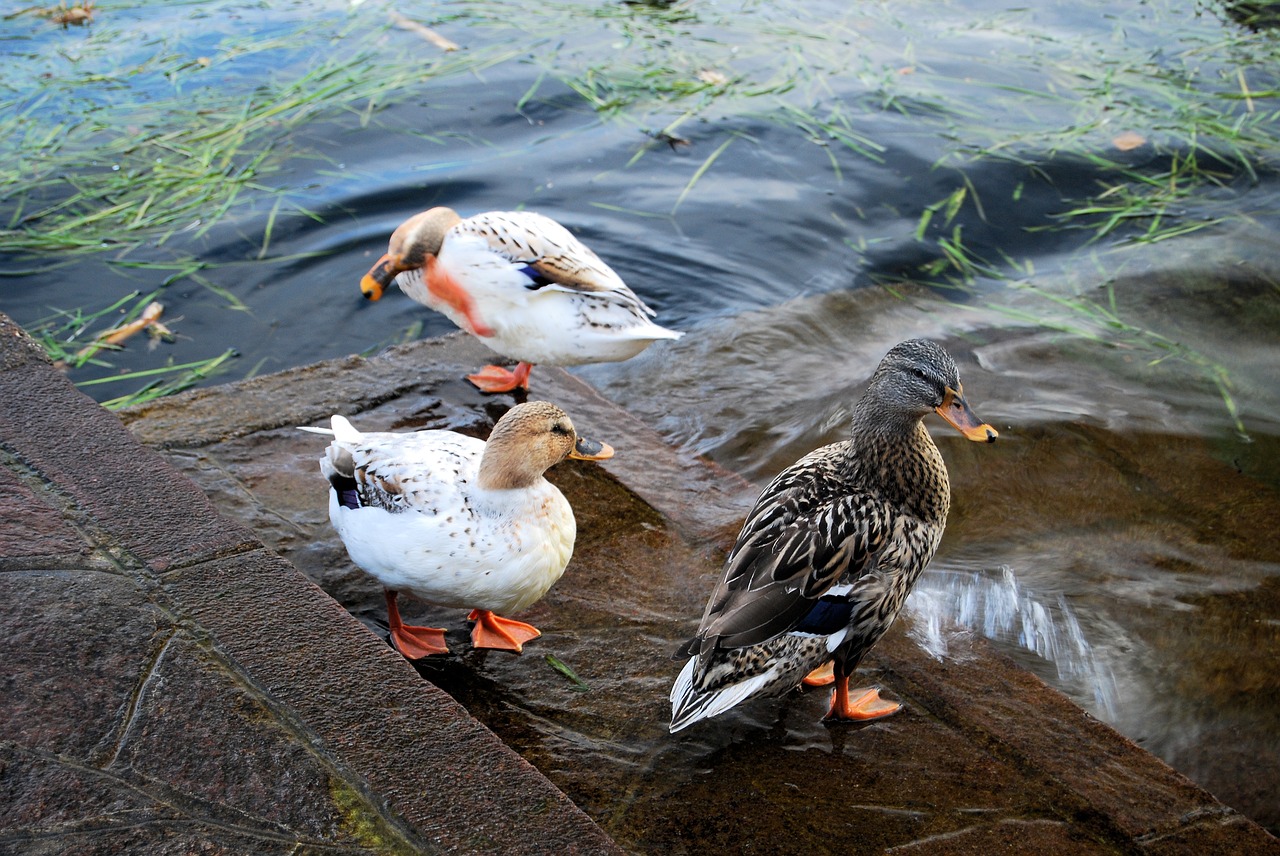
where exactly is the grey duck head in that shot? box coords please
[858,339,998,443]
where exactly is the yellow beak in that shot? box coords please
[936,385,998,443]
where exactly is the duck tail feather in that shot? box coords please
[669,657,776,733]
[299,415,363,442]
[329,414,362,443]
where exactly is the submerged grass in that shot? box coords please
[5,0,1280,421]
[457,0,1280,263]
[0,11,514,257]
[26,288,238,410]
[2,2,518,398]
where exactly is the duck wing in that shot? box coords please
[325,428,482,517]
[458,211,655,313]
[681,450,891,658]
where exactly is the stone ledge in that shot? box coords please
[5,312,1277,854]
[0,313,623,856]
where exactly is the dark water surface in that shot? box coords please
[4,0,1279,837]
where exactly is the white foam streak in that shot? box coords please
[906,565,1118,720]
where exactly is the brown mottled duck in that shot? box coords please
[670,339,997,732]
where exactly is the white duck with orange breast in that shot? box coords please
[360,207,682,392]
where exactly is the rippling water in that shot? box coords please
[907,565,1120,720]
[4,0,1279,836]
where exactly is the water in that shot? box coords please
[906,565,1121,721]
[3,0,1279,837]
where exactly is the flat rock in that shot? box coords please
[3,314,1276,854]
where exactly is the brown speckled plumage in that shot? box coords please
[670,339,997,732]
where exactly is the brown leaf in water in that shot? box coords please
[1112,131,1146,151]
[99,302,165,346]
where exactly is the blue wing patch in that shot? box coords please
[518,265,555,290]
[794,596,854,635]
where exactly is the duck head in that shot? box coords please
[478,401,615,491]
[862,339,998,443]
[360,207,464,301]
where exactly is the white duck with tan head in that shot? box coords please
[360,207,682,393]
[306,401,613,658]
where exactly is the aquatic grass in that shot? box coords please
[670,136,736,215]
[880,193,1251,437]
[993,279,1248,439]
[6,0,1280,418]
[29,289,160,370]
[26,287,238,409]
[478,0,888,144]
[904,7,1280,247]
[1,3,524,402]
[459,0,1280,247]
[93,350,239,410]
[14,0,1273,263]
[0,11,519,259]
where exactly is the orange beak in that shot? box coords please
[569,436,614,461]
[360,253,405,301]
[936,385,998,443]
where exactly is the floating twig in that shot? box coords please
[72,301,170,362]
[390,11,459,52]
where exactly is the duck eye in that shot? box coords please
[912,368,929,382]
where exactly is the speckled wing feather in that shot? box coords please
[342,431,481,520]
[683,448,891,657]
[456,211,654,314]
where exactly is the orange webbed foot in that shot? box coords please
[391,624,450,659]
[466,362,533,393]
[823,682,902,722]
[801,661,835,687]
[468,608,541,653]
[384,588,449,658]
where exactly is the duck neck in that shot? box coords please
[477,450,544,492]
[848,413,951,526]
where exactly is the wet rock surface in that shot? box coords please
[3,313,1277,854]
[0,315,620,856]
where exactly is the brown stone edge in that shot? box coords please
[0,315,623,855]
[14,316,1278,853]
[123,329,1280,852]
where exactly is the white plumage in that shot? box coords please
[360,207,682,392]
[305,402,613,657]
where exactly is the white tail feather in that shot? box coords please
[297,414,363,441]
[299,415,363,442]
[669,657,781,733]
[329,414,362,443]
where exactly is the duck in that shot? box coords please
[669,339,998,732]
[359,207,683,393]
[304,401,614,658]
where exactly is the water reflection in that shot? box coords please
[907,564,1120,720]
